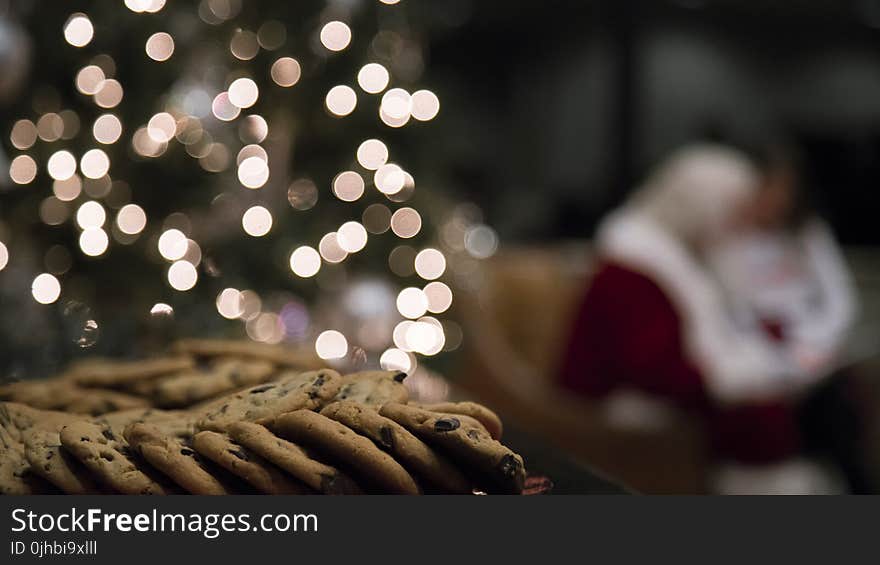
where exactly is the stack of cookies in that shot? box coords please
[0,340,526,495]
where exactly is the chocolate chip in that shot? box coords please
[467,429,481,440]
[180,448,195,457]
[497,453,520,478]
[434,418,460,432]
[101,429,115,441]
[378,426,395,450]
[46,452,54,460]
[249,385,274,394]
[219,404,229,414]
[228,449,249,461]
[313,375,325,387]
[393,372,407,383]
[80,437,89,442]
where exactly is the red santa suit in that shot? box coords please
[560,146,805,464]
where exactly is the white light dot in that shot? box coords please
[79,227,109,257]
[94,79,124,109]
[332,171,365,202]
[93,114,122,144]
[236,144,268,165]
[270,57,301,87]
[390,207,422,238]
[64,14,94,48]
[9,155,37,184]
[145,32,175,62]
[380,348,413,373]
[397,287,429,319]
[167,260,198,291]
[150,302,173,316]
[357,63,390,94]
[424,281,453,313]
[380,88,412,120]
[374,164,405,195]
[356,139,388,170]
[325,85,357,117]
[76,66,105,95]
[147,112,176,143]
[47,150,77,181]
[116,204,147,235]
[237,156,270,189]
[212,92,241,121]
[318,232,348,264]
[319,21,351,52]
[242,205,273,237]
[0,242,8,271]
[158,228,188,261]
[411,89,440,121]
[76,201,106,229]
[216,288,243,319]
[337,221,368,253]
[80,149,110,179]
[32,273,61,304]
[289,246,321,278]
[315,330,348,360]
[415,248,446,280]
[228,78,259,108]
[239,114,268,143]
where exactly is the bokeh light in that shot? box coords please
[332,171,365,202]
[315,330,348,359]
[397,287,429,319]
[32,273,61,305]
[216,288,244,319]
[228,77,259,108]
[411,89,440,121]
[319,21,351,52]
[116,204,147,235]
[319,232,348,263]
[93,114,123,144]
[76,201,106,229]
[289,246,321,277]
[325,85,357,117]
[337,221,368,253]
[167,260,198,291]
[414,248,446,280]
[158,228,188,261]
[424,282,453,313]
[47,150,77,181]
[80,148,110,179]
[356,139,389,170]
[390,207,422,238]
[242,205,273,237]
[64,13,94,48]
[270,57,301,87]
[79,227,109,257]
[145,32,175,62]
[9,155,38,185]
[357,63,390,94]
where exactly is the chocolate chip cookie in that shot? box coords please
[24,429,102,494]
[321,401,471,493]
[197,369,341,431]
[191,430,308,494]
[67,356,195,388]
[379,403,525,494]
[229,421,362,494]
[59,420,172,495]
[124,423,231,495]
[333,370,409,406]
[150,358,276,408]
[173,339,321,368]
[413,401,503,440]
[273,410,420,494]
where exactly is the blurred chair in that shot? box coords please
[455,243,711,494]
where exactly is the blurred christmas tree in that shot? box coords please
[0,0,497,381]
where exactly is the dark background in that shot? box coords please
[425,0,880,243]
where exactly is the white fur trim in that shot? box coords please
[598,211,796,403]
